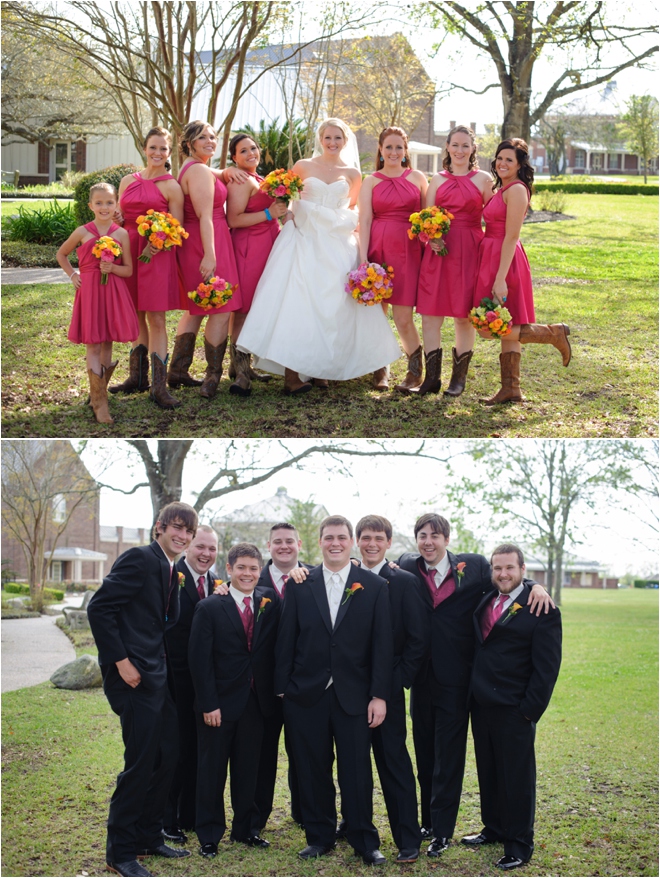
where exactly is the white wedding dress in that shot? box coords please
[236,177,401,379]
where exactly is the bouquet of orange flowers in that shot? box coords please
[408,206,453,255]
[187,277,236,310]
[468,297,513,338]
[92,235,122,285]
[259,169,304,203]
[345,262,394,306]
[136,209,188,263]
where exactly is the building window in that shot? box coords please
[53,142,78,180]
[52,493,66,523]
[591,153,603,170]
[608,153,620,169]
[51,561,63,583]
[574,150,585,169]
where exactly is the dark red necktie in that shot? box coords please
[197,575,206,600]
[280,573,289,597]
[481,593,507,639]
[242,596,254,650]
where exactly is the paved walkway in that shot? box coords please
[1,615,76,693]
[2,267,70,284]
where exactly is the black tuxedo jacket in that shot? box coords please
[188,586,280,721]
[376,560,429,692]
[165,559,216,674]
[470,582,562,722]
[258,559,311,596]
[88,540,179,690]
[274,564,393,714]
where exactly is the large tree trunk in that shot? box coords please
[502,94,532,143]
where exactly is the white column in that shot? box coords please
[73,559,82,582]
[432,153,438,174]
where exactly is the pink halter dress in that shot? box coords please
[231,174,280,314]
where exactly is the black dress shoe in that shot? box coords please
[199,843,217,858]
[137,844,191,859]
[299,844,335,859]
[162,827,188,844]
[420,825,433,841]
[497,855,527,870]
[230,833,270,848]
[362,849,386,865]
[427,837,450,856]
[336,820,347,839]
[396,848,420,862]
[461,832,498,846]
[106,861,152,877]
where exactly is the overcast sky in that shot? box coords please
[79,439,658,578]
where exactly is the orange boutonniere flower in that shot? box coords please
[212,579,224,594]
[455,561,466,584]
[177,571,186,587]
[258,596,272,618]
[341,582,364,606]
[502,601,524,625]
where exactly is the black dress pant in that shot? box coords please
[104,679,178,863]
[164,668,198,830]
[253,696,302,831]
[430,683,470,838]
[410,668,435,828]
[195,691,264,845]
[284,687,380,853]
[471,702,536,861]
[371,688,421,850]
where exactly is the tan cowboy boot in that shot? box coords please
[150,353,181,409]
[102,360,118,389]
[417,349,442,396]
[312,378,329,389]
[168,332,203,387]
[395,345,423,393]
[372,366,390,390]
[482,352,524,405]
[284,369,312,395]
[109,344,150,393]
[444,348,473,397]
[200,337,228,399]
[519,323,571,366]
[229,348,252,397]
[88,369,114,424]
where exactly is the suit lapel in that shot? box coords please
[151,541,172,612]
[416,557,434,607]
[474,589,494,643]
[180,561,201,605]
[496,584,530,631]
[310,567,332,633]
[333,565,360,632]
[221,593,247,645]
[252,586,268,650]
[446,550,461,591]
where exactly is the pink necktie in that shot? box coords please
[280,574,289,597]
[242,596,254,649]
[197,575,206,600]
[481,593,507,639]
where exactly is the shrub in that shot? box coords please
[60,170,87,190]
[4,582,30,595]
[534,181,658,195]
[532,189,568,213]
[43,587,64,601]
[1,240,78,268]
[4,200,77,245]
[236,119,312,176]
[1,183,74,198]
[74,163,139,225]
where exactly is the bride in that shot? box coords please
[237,118,402,392]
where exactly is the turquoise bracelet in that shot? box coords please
[264,207,273,221]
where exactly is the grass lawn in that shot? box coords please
[1,199,73,219]
[1,193,657,438]
[1,589,657,877]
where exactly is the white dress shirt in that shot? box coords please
[185,559,209,595]
[496,583,525,613]
[269,563,291,597]
[360,558,388,576]
[229,584,254,614]
[425,553,450,586]
[155,539,174,571]
[323,562,351,626]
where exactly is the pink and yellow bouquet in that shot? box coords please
[259,169,304,203]
[468,297,513,338]
[136,209,188,263]
[408,206,453,255]
[92,235,122,285]
[187,277,236,310]
[345,262,395,306]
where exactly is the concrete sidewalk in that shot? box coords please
[1,615,76,693]
[2,267,70,284]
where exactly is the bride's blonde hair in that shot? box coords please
[317,118,350,143]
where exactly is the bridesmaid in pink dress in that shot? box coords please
[359,126,427,392]
[113,126,184,409]
[473,138,571,405]
[168,120,247,400]
[415,125,493,397]
[226,133,287,396]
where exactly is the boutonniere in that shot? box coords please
[213,579,224,594]
[258,596,271,618]
[501,601,524,625]
[342,582,364,605]
[177,572,186,588]
[455,561,466,584]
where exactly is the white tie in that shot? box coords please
[328,573,342,625]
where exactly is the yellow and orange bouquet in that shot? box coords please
[92,235,122,285]
[345,262,394,306]
[259,169,304,203]
[408,206,453,256]
[468,297,513,338]
[187,277,236,310]
[136,209,188,263]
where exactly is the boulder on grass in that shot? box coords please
[62,608,90,630]
[7,597,26,609]
[50,654,102,690]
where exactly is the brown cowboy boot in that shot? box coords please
[102,360,118,389]
[444,348,473,397]
[88,369,114,424]
[200,337,228,399]
[150,352,181,409]
[109,344,150,393]
[482,351,524,405]
[417,349,442,396]
[168,332,203,388]
[312,378,329,389]
[519,323,571,366]
[229,348,252,397]
[229,340,271,382]
[395,345,423,393]
[284,369,312,395]
[372,366,390,390]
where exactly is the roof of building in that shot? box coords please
[50,546,107,561]
[214,487,328,525]
[524,553,605,573]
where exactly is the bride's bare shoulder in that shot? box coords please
[341,166,361,182]
[292,158,317,176]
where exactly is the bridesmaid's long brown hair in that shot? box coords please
[491,138,535,193]
[442,125,478,173]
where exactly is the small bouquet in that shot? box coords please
[136,209,188,263]
[408,206,454,255]
[92,235,122,285]
[188,277,236,310]
[468,297,513,338]
[345,262,394,306]
[259,169,304,203]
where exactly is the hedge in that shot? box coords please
[3,583,64,600]
[74,163,139,225]
[1,240,78,268]
[1,188,74,199]
[534,181,658,195]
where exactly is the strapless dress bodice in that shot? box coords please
[301,177,350,209]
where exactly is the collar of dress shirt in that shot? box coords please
[360,558,387,576]
[155,539,174,569]
[184,558,207,588]
[229,583,254,611]
[498,583,525,609]
[270,563,292,588]
[322,562,352,588]
[425,553,450,580]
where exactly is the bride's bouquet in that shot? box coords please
[188,277,236,310]
[345,262,394,306]
[468,297,513,338]
[259,169,304,203]
[408,206,453,255]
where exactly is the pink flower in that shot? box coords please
[419,232,429,243]
[100,250,115,261]
[212,278,226,290]
[486,310,498,321]
[274,185,287,196]
[154,231,166,240]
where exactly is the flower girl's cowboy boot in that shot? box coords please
[167,332,203,388]
[109,344,150,394]
[395,345,424,393]
[150,353,181,409]
[519,323,572,366]
[417,348,442,396]
[88,368,114,424]
[444,348,474,397]
[229,348,252,397]
[482,351,524,405]
[200,337,228,399]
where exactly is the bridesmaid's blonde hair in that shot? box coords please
[442,125,478,173]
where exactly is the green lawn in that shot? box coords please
[1,589,657,877]
[1,194,657,438]
[1,198,73,219]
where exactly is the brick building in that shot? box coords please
[525,554,619,589]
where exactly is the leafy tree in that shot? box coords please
[287,497,325,565]
[621,95,659,184]
[417,2,658,141]
[476,123,501,167]
[240,118,311,174]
